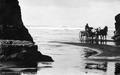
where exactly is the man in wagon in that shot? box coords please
[85,23,89,32]
[85,23,93,32]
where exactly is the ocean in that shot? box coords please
[29,27,115,45]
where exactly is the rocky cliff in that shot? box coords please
[0,0,34,42]
[0,0,53,65]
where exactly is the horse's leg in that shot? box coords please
[95,34,98,44]
[105,35,107,44]
[103,35,106,44]
[97,35,99,44]
[104,35,106,44]
[92,36,94,44]
[102,35,104,44]
[103,35,105,44]
[100,35,103,44]
[94,35,96,44]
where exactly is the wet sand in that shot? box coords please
[1,41,120,75]
[29,29,120,75]
[53,41,120,57]
[37,40,120,75]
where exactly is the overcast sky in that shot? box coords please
[19,0,120,29]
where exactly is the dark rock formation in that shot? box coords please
[112,13,120,42]
[115,14,120,36]
[0,0,33,42]
[0,40,53,63]
[0,0,54,65]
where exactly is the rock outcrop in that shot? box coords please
[112,13,120,45]
[0,40,53,63]
[0,0,34,42]
[0,0,54,64]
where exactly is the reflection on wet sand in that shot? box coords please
[0,62,54,75]
[1,58,120,75]
[0,72,20,75]
[0,67,37,75]
[0,62,38,75]
[85,62,107,71]
[85,61,120,75]
[1,42,120,75]
[115,63,120,75]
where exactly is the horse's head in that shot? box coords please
[115,13,120,22]
[104,26,108,32]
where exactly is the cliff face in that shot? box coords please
[0,0,34,43]
[0,0,54,64]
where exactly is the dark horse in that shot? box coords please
[97,26,108,40]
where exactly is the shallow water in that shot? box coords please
[0,29,120,75]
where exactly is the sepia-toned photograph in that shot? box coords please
[0,0,120,75]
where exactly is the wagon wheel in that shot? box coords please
[79,31,87,42]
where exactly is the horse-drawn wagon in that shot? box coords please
[79,26,108,44]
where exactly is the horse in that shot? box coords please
[97,26,108,41]
[86,28,97,43]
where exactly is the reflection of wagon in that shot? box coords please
[85,62,107,71]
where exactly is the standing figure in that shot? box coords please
[85,23,89,32]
